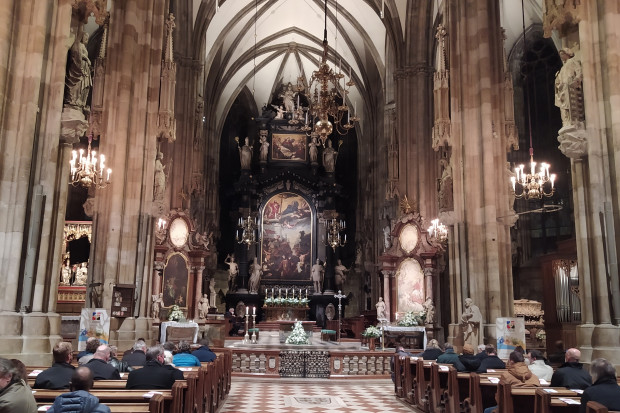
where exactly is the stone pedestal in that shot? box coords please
[0,312,62,365]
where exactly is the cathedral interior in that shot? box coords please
[1,0,619,369]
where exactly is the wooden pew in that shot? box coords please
[33,389,173,412]
[417,359,433,412]
[534,388,581,413]
[393,356,405,398]
[429,363,452,413]
[586,401,620,413]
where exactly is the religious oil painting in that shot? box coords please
[396,258,425,313]
[261,192,313,283]
[163,252,189,308]
[271,133,307,161]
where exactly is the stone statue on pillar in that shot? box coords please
[64,31,92,113]
[555,47,584,130]
[322,139,338,172]
[334,259,349,291]
[311,259,324,294]
[438,158,453,212]
[248,258,262,294]
[153,151,167,202]
[376,297,387,320]
[460,297,483,346]
[237,137,253,170]
[198,294,209,319]
[152,293,163,321]
[225,254,238,292]
[423,297,435,324]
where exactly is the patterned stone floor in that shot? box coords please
[218,377,415,413]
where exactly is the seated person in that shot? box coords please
[126,345,183,389]
[550,348,592,390]
[484,351,540,413]
[476,345,506,373]
[191,339,217,363]
[458,344,481,372]
[527,349,553,382]
[0,357,37,413]
[47,367,110,413]
[78,337,100,365]
[108,346,132,373]
[34,342,76,389]
[84,345,121,380]
[580,358,620,413]
[121,339,147,367]
[172,341,201,367]
[415,339,444,360]
[437,343,465,371]
[391,346,413,383]
[475,344,488,360]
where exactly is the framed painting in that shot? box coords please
[271,133,307,161]
[162,252,189,308]
[396,258,425,314]
[260,192,313,283]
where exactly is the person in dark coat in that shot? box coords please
[550,348,592,390]
[416,339,444,360]
[121,339,147,367]
[34,342,76,389]
[84,346,121,380]
[459,344,481,372]
[437,343,465,371]
[191,339,217,363]
[108,346,132,373]
[547,340,566,367]
[391,346,413,383]
[78,337,101,365]
[47,367,110,413]
[580,358,620,413]
[475,344,488,360]
[126,345,184,389]
[477,345,506,373]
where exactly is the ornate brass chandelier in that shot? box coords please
[427,218,448,244]
[69,134,111,189]
[236,214,259,249]
[298,0,358,145]
[325,218,346,251]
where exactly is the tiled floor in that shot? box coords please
[218,377,415,413]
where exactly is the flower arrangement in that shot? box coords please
[285,321,310,345]
[362,325,382,338]
[168,305,185,322]
[263,296,310,307]
[397,310,426,327]
[535,329,546,341]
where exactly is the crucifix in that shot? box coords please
[334,290,346,343]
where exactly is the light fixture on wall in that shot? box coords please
[325,218,346,251]
[510,0,556,200]
[298,0,358,146]
[237,214,258,249]
[69,134,112,189]
[427,218,448,244]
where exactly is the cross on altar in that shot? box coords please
[334,290,346,343]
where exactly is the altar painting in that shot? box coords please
[271,133,306,161]
[261,192,312,283]
[163,253,189,308]
[397,258,425,313]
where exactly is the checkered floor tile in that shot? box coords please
[218,377,415,412]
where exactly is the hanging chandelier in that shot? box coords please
[236,214,259,249]
[510,0,556,201]
[325,218,346,251]
[427,218,448,244]
[298,0,358,146]
[69,134,111,189]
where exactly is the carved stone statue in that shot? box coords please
[238,137,252,170]
[322,139,338,172]
[248,258,262,294]
[438,158,454,212]
[311,259,324,294]
[555,47,584,129]
[74,262,88,285]
[460,297,483,346]
[153,151,166,201]
[423,297,435,324]
[376,297,387,320]
[60,260,72,285]
[272,105,284,119]
[308,136,319,164]
[280,82,296,112]
[225,254,238,292]
[198,294,210,319]
[383,223,392,251]
[152,293,163,320]
[64,31,92,113]
[259,134,269,162]
[334,259,349,292]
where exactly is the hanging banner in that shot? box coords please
[78,308,110,351]
[496,317,526,359]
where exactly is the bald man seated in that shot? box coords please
[84,345,121,380]
[550,348,592,390]
[47,367,110,413]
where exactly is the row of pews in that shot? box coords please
[393,357,619,413]
[27,349,232,413]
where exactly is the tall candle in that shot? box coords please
[253,306,256,315]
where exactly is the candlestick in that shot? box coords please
[253,306,256,315]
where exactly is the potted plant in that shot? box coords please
[362,325,381,350]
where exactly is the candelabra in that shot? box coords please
[325,218,346,251]
[69,134,112,189]
[427,218,448,244]
[243,310,250,344]
[510,156,556,200]
[251,311,257,344]
[236,214,258,249]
